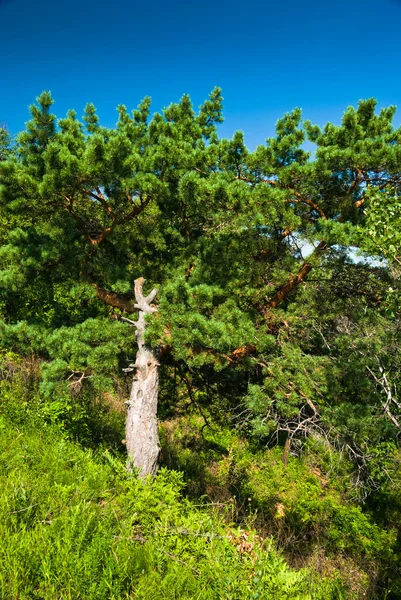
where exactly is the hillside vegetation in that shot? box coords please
[1,91,401,597]
[0,367,344,600]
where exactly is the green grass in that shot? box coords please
[0,418,342,600]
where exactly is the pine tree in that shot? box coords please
[1,92,401,478]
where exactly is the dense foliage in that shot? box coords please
[1,91,401,597]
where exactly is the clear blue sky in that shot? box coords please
[1,0,401,148]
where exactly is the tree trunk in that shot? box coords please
[125,278,160,478]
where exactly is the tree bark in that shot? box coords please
[125,278,160,478]
[264,241,327,311]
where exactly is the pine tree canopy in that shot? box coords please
[1,90,401,466]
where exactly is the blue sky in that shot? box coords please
[1,0,401,148]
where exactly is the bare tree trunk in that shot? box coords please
[125,278,160,478]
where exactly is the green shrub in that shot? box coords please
[0,351,126,450]
[160,414,399,598]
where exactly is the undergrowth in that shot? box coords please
[0,353,399,598]
[160,414,401,598]
[0,419,344,599]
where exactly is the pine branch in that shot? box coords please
[92,283,137,313]
[83,188,114,217]
[264,241,327,311]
